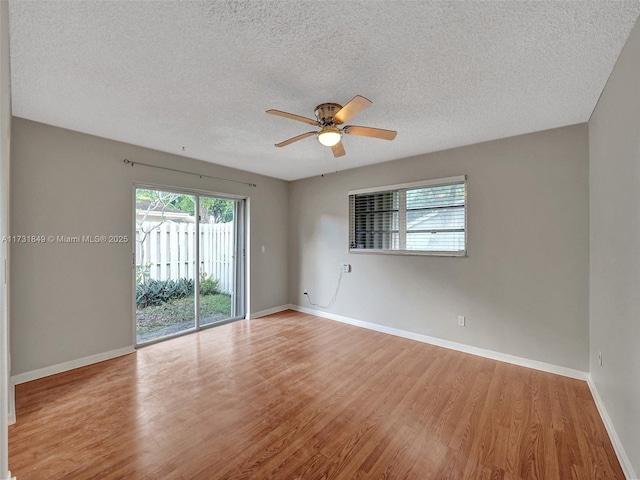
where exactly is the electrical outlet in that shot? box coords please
[598,351,602,366]
[458,315,465,327]
[341,263,351,273]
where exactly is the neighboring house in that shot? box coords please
[136,199,195,224]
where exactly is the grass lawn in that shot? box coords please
[136,293,231,334]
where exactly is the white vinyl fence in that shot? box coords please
[136,221,235,294]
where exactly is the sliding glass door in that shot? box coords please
[134,187,244,345]
[199,195,237,326]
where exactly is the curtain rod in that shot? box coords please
[123,159,257,187]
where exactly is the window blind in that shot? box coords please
[349,176,466,256]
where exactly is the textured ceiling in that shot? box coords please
[8,1,640,181]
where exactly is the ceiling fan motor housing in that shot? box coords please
[314,103,343,125]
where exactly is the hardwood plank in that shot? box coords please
[9,311,625,479]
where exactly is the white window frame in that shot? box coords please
[349,175,467,257]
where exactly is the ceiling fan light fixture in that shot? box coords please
[317,126,342,147]
[266,95,396,158]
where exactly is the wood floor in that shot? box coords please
[9,310,623,479]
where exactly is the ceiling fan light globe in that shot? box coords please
[317,127,342,147]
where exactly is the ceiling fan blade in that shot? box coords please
[333,95,372,124]
[343,125,397,141]
[275,131,317,147]
[266,109,319,126]
[331,141,346,157]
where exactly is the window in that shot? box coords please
[349,175,466,256]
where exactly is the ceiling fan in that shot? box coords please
[266,95,397,157]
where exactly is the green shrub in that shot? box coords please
[176,277,194,297]
[199,272,219,296]
[136,263,151,284]
[136,278,194,308]
[136,279,166,308]
[136,275,219,308]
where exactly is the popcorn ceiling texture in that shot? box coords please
[8,1,640,180]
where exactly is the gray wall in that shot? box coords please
[589,17,640,476]
[289,124,590,372]
[10,118,289,376]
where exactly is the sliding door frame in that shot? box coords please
[132,183,247,347]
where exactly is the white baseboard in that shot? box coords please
[290,305,588,381]
[11,345,135,385]
[248,304,291,319]
[587,375,638,480]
